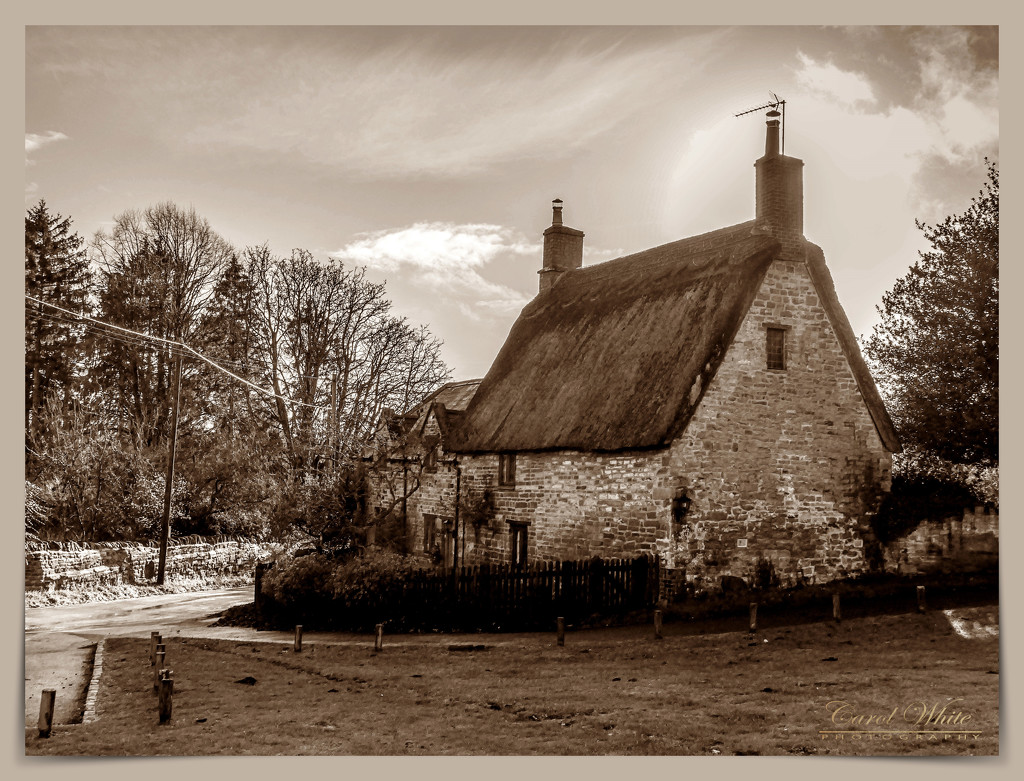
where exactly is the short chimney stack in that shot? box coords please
[539,199,584,294]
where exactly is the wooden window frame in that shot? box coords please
[423,513,437,554]
[498,452,517,487]
[766,326,788,371]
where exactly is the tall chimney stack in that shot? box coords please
[755,110,803,239]
[539,199,584,294]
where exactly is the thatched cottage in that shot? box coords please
[370,112,901,589]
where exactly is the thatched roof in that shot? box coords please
[450,222,780,452]
[447,220,900,454]
[804,245,901,452]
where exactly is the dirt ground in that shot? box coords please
[25,605,999,756]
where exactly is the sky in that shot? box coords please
[25,25,999,382]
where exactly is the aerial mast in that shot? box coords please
[735,92,786,154]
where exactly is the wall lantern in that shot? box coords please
[672,491,692,523]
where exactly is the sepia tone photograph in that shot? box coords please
[23,23,998,757]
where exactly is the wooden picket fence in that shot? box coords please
[256,554,659,632]
[404,555,660,631]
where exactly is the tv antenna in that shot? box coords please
[734,92,786,154]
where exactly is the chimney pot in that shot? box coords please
[764,114,781,157]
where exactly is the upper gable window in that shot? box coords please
[423,445,438,471]
[498,453,517,486]
[766,327,787,370]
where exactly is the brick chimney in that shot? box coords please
[539,199,584,294]
[754,110,803,239]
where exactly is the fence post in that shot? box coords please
[294,625,303,653]
[749,602,758,634]
[149,632,161,665]
[374,623,384,652]
[557,616,565,647]
[832,593,841,623]
[158,671,173,724]
[154,647,165,693]
[917,585,927,613]
[654,609,663,640]
[38,688,56,738]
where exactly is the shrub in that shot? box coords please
[261,553,336,621]
[329,548,432,630]
[752,556,781,592]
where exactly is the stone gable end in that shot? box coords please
[665,257,892,583]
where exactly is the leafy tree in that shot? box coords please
[25,200,91,437]
[865,162,998,466]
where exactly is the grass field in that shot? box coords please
[25,606,998,756]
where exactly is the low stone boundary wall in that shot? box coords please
[25,537,275,592]
[884,505,998,574]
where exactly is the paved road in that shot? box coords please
[25,586,258,728]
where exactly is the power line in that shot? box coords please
[28,307,336,381]
[26,295,329,410]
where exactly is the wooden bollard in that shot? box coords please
[749,602,758,634]
[653,609,663,640]
[556,617,565,646]
[833,593,841,623]
[294,625,303,653]
[374,623,384,652]
[154,648,165,692]
[38,688,56,738]
[150,632,161,665]
[158,672,173,724]
[917,585,927,613]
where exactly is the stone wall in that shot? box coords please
[883,506,999,574]
[662,258,892,586]
[25,537,275,592]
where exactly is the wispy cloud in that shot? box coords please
[174,30,723,178]
[25,131,69,164]
[795,53,875,108]
[333,222,536,318]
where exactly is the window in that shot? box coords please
[423,446,437,471]
[423,513,437,554]
[766,327,787,370]
[498,452,517,486]
[440,519,454,569]
[509,523,528,568]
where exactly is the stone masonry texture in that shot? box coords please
[25,538,275,592]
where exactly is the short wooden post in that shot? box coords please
[374,623,384,652]
[653,609,663,640]
[38,688,56,738]
[556,616,565,646]
[832,593,841,623]
[749,602,758,634]
[149,632,161,665]
[294,625,303,653]
[158,672,173,724]
[154,648,165,692]
[917,585,927,613]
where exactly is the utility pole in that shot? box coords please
[329,372,338,473]
[157,356,183,585]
